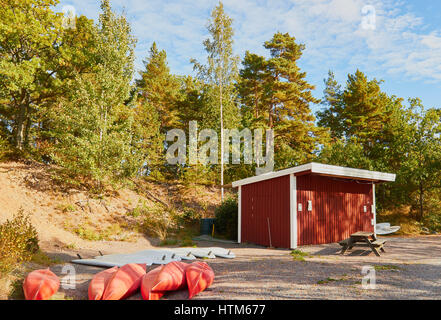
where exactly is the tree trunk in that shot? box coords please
[220,82,224,202]
[15,104,27,150]
[24,111,32,148]
[419,182,424,221]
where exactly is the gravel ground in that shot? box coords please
[47,235,441,300]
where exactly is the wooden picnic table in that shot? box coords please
[339,231,386,257]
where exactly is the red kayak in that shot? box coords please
[102,263,146,300]
[186,262,214,299]
[23,268,60,300]
[88,266,118,300]
[151,261,189,292]
[140,266,165,300]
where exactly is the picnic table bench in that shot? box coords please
[339,231,386,257]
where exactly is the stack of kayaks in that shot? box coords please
[86,261,214,300]
[22,261,215,300]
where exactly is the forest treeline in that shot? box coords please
[1,1,440,226]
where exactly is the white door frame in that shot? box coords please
[290,174,297,249]
[372,183,376,236]
[238,185,242,243]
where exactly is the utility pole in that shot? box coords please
[220,12,224,202]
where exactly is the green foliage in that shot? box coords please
[317,69,403,154]
[49,0,138,186]
[191,2,240,190]
[317,71,441,225]
[318,138,374,170]
[239,33,329,169]
[191,1,240,132]
[8,278,25,300]
[159,238,179,246]
[133,42,178,176]
[137,42,181,132]
[214,197,238,240]
[0,209,39,275]
[73,222,125,241]
[0,133,12,160]
[0,0,62,150]
[290,250,310,261]
[181,208,202,224]
[136,205,178,241]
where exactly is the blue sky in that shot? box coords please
[57,0,441,113]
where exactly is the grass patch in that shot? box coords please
[374,264,400,271]
[56,202,77,213]
[180,239,196,247]
[49,292,74,300]
[158,238,197,247]
[159,239,179,246]
[73,223,127,241]
[31,251,62,266]
[290,249,310,261]
[317,277,345,285]
[8,278,25,300]
[74,225,102,241]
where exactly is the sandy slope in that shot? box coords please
[0,161,223,256]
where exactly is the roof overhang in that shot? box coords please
[232,162,396,188]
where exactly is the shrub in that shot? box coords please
[0,134,13,161]
[181,208,202,224]
[214,197,238,240]
[0,209,39,275]
[141,205,177,240]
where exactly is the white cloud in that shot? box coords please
[58,0,441,85]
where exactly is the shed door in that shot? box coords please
[297,174,373,246]
[241,176,291,248]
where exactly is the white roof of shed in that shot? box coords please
[231,162,396,188]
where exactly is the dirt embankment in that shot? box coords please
[0,161,226,255]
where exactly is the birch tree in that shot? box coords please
[191,2,240,200]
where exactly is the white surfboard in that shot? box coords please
[205,247,236,259]
[71,258,152,268]
[72,250,181,268]
[94,250,181,265]
[376,223,391,229]
[164,248,197,260]
[180,247,216,259]
[376,225,400,235]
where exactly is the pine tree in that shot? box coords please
[239,32,327,169]
[316,71,345,139]
[238,51,269,128]
[317,70,404,155]
[136,42,181,133]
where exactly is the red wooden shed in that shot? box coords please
[232,163,396,249]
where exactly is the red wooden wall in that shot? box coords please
[241,176,291,248]
[297,174,374,246]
